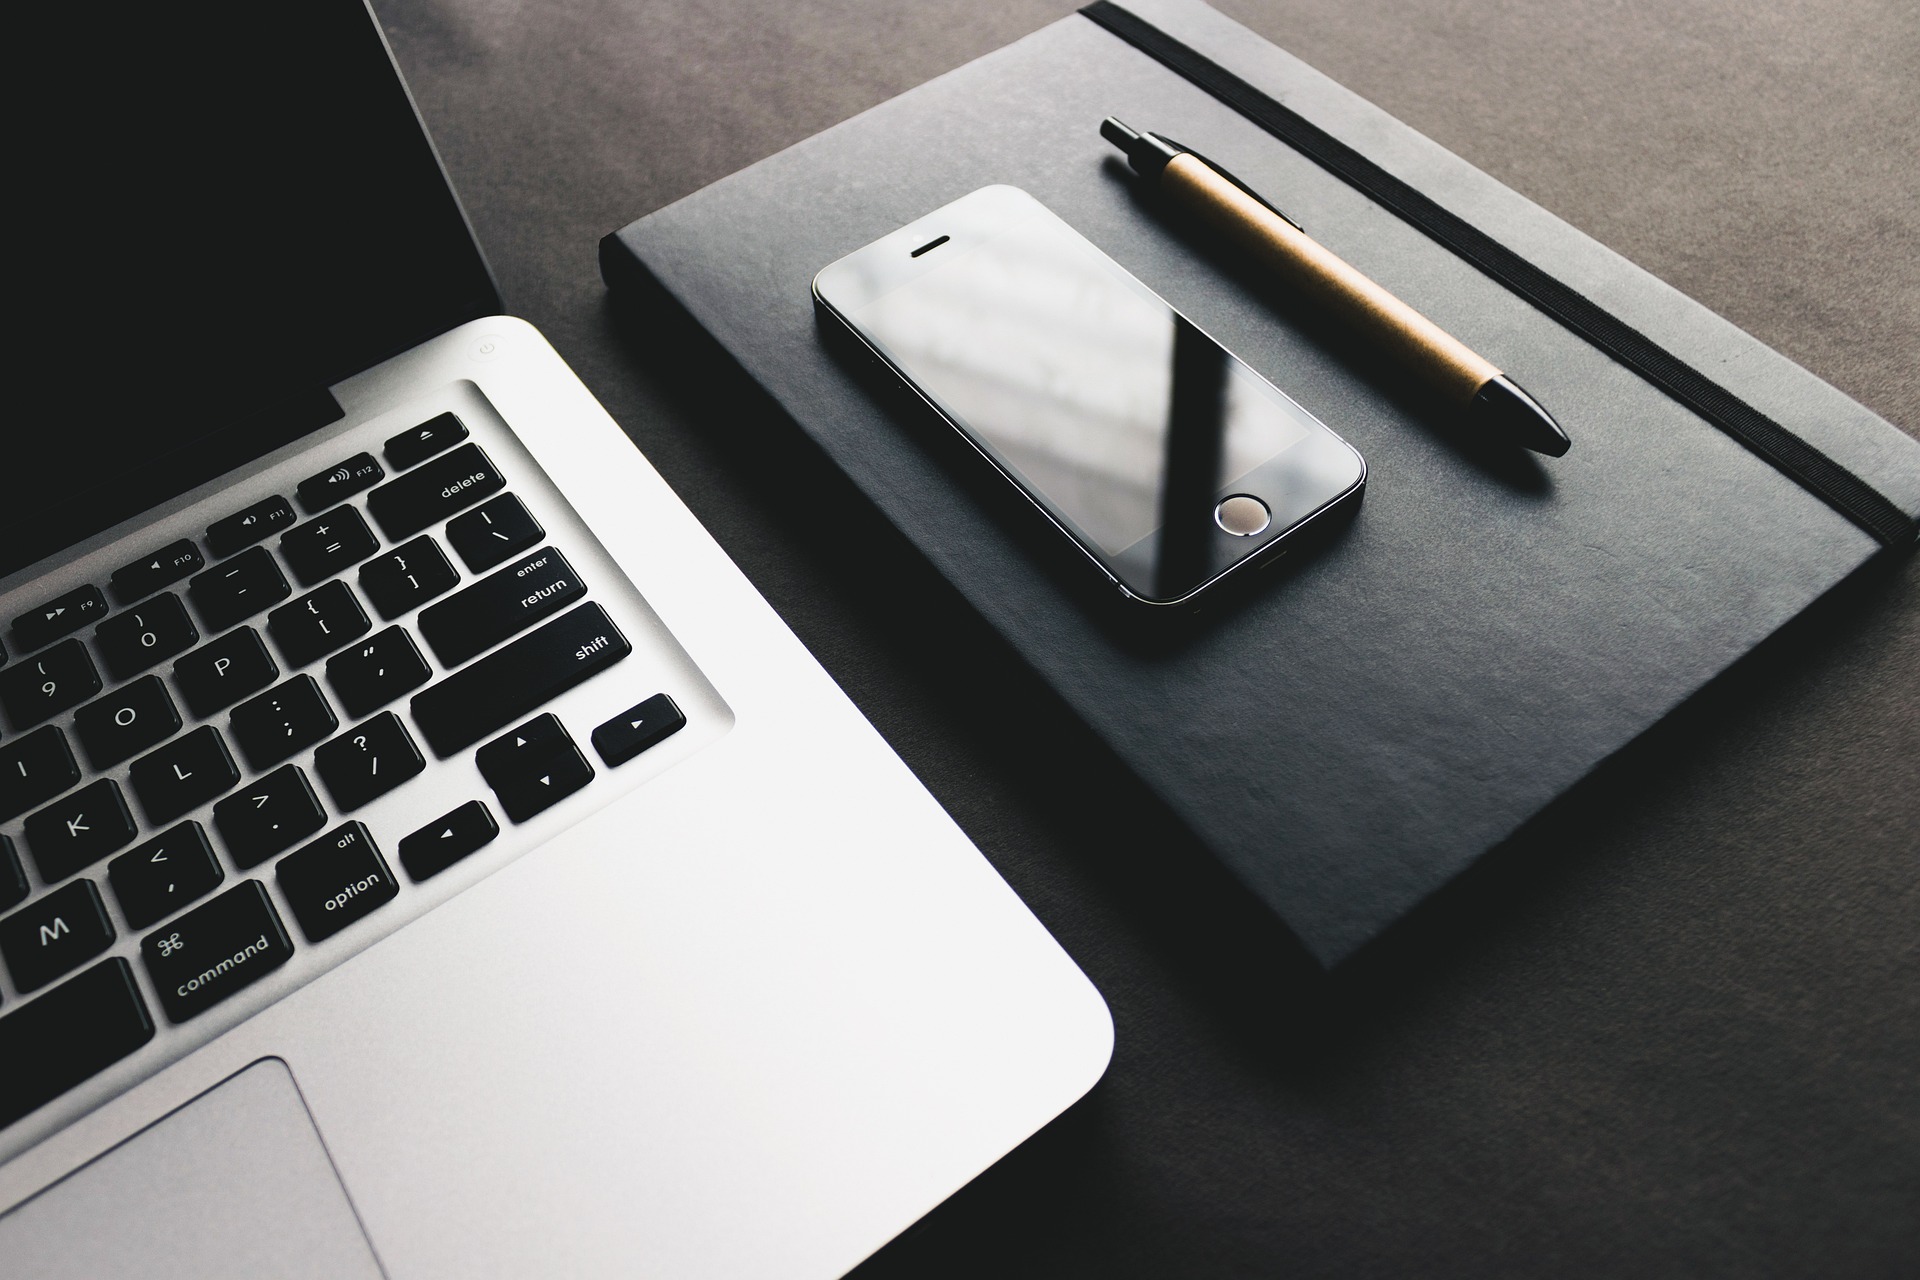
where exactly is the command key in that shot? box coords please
[142,881,294,1023]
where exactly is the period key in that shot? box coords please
[141,881,294,1023]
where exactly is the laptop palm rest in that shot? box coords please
[0,1059,383,1280]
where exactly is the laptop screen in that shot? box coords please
[6,2,499,580]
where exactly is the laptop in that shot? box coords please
[0,5,1111,1276]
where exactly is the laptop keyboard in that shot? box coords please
[0,403,719,1138]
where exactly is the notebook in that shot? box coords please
[601,0,1920,966]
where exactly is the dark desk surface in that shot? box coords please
[378,0,1918,1273]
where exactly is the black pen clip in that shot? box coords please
[1153,134,1304,233]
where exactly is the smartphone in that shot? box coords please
[812,185,1365,608]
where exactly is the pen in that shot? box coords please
[1101,117,1571,457]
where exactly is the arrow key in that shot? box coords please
[398,800,499,882]
[475,713,593,824]
[591,694,686,768]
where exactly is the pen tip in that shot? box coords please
[1468,375,1571,457]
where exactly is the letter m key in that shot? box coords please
[40,916,71,946]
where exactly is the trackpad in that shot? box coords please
[0,1059,382,1279]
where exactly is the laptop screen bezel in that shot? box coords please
[3,1,502,584]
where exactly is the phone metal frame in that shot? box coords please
[813,185,1365,608]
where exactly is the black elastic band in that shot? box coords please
[1081,0,1916,550]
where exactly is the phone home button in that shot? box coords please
[1214,494,1271,537]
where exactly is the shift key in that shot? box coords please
[141,881,294,1023]
[418,547,585,668]
[410,603,630,756]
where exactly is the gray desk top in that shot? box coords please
[377,0,1918,1273]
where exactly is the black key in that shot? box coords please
[0,725,80,824]
[173,626,279,718]
[366,444,506,541]
[418,547,585,668]
[110,539,204,604]
[1,879,115,993]
[206,494,296,558]
[276,822,399,943]
[358,536,459,620]
[141,881,293,1023]
[12,584,110,651]
[476,714,594,823]
[325,627,432,719]
[267,581,370,668]
[0,639,102,731]
[411,603,631,757]
[127,726,241,825]
[94,592,199,681]
[109,822,225,929]
[592,694,687,767]
[25,779,138,883]
[313,712,424,812]
[74,675,181,770]
[0,834,26,913]
[297,452,384,514]
[212,765,327,869]
[445,493,544,574]
[189,546,291,633]
[398,801,499,882]
[280,507,379,588]
[384,411,468,470]
[229,676,337,771]
[0,959,154,1128]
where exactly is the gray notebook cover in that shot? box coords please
[602,0,1920,965]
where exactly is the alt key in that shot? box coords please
[276,822,398,943]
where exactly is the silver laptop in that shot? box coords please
[0,6,1110,1276]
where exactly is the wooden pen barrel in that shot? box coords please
[1163,154,1497,407]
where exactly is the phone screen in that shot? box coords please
[856,214,1317,557]
[822,188,1362,603]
